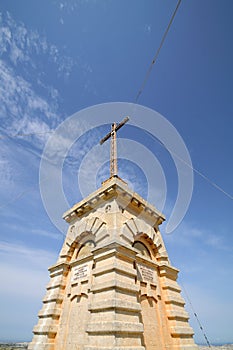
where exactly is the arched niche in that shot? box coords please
[59,217,108,263]
[122,218,168,262]
[76,240,96,259]
[133,241,152,259]
[133,232,160,262]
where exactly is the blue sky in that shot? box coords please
[0,0,232,345]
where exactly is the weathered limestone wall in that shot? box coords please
[29,178,198,350]
[85,244,145,350]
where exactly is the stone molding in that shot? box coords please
[63,177,164,226]
[29,178,198,350]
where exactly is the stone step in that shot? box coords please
[86,321,144,334]
[88,298,141,312]
[170,326,195,336]
[33,324,58,335]
[91,279,139,294]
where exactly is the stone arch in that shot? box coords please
[64,293,89,349]
[133,241,152,259]
[59,217,108,262]
[140,293,157,304]
[67,231,96,261]
[76,239,96,259]
[122,218,168,262]
[70,293,88,302]
[134,233,157,260]
[139,294,164,349]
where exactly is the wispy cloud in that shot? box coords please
[144,24,152,34]
[0,241,56,269]
[1,219,62,240]
[0,135,42,207]
[0,10,78,148]
[56,0,97,17]
[57,0,79,13]
[0,10,78,210]
[0,155,13,190]
[0,263,49,299]
[0,60,57,138]
[0,242,56,312]
[0,236,58,340]
[164,220,231,253]
[0,11,75,77]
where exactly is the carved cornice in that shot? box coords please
[63,177,165,225]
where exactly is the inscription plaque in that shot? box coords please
[72,263,90,282]
[137,263,156,284]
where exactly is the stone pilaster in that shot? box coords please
[29,177,198,350]
[28,263,69,350]
[85,242,145,350]
[159,265,198,349]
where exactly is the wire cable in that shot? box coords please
[0,0,232,220]
[0,127,232,208]
[181,282,212,348]
[134,0,232,200]
[135,0,182,102]
[145,131,233,200]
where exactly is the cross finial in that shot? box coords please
[100,116,129,178]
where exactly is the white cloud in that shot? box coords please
[0,263,50,299]
[0,241,57,341]
[0,60,57,127]
[0,11,80,229]
[1,218,63,240]
[0,133,42,206]
[164,220,230,252]
[30,228,63,240]
[0,241,56,268]
[56,0,78,13]
[144,24,152,34]
[0,157,13,190]
[0,10,78,148]
[0,11,74,76]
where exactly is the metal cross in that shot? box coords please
[100,116,129,178]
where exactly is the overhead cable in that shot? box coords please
[0,127,232,202]
[181,282,212,348]
[146,131,233,200]
[135,0,182,102]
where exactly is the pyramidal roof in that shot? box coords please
[63,175,165,227]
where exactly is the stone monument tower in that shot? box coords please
[29,118,198,350]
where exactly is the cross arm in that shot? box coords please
[100,130,112,145]
[115,116,129,133]
[99,116,129,145]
